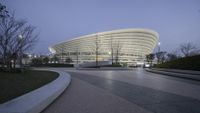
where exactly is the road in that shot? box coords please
[42,68,200,113]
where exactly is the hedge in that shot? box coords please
[30,63,74,67]
[154,55,200,71]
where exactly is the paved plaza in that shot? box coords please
[42,68,200,113]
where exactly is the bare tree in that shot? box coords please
[0,14,38,70]
[89,34,101,67]
[166,53,178,61]
[43,57,49,64]
[0,3,9,67]
[65,57,73,64]
[60,47,64,63]
[180,42,199,57]
[50,55,59,63]
[95,34,100,67]
[75,43,80,64]
[113,39,122,65]
[156,51,167,64]
[146,53,155,66]
[0,3,9,18]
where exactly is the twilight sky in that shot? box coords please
[2,0,200,54]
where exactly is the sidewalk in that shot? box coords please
[42,78,152,113]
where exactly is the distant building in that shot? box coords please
[49,29,159,66]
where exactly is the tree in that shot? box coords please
[166,53,178,61]
[0,56,2,65]
[43,57,49,64]
[180,42,199,57]
[109,36,123,65]
[156,51,167,64]
[0,3,8,68]
[60,47,64,63]
[50,56,59,63]
[65,57,73,64]
[95,35,100,67]
[146,53,155,66]
[0,14,38,70]
[75,43,79,64]
[113,40,122,64]
[31,57,42,65]
[90,34,101,67]
[0,3,9,18]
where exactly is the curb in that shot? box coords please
[151,68,200,75]
[0,69,71,113]
[145,68,200,81]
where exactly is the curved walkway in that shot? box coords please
[42,68,200,113]
[42,77,151,113]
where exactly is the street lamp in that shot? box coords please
[18,34,23,68]
[157,42,161,64]
[18,34,23,39]
[158,42,161,53]
[110,36,113,65]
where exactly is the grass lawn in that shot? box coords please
[0,70,59,104]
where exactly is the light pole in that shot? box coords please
[110,36,113,65]
[95,34,99,67]
[76,46,79,64]
[18,34,23,68]
[158,42,161,53]
[61,47,63,63]
[157,42,161,64]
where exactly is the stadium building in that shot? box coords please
[49,29,159,66]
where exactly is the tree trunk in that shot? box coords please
[96,49,98,67]
[13,59,16,69]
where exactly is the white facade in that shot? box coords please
[49,29,159,66]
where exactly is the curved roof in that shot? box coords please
[49,28,159,58]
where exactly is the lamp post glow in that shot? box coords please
[18,34,23,39]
